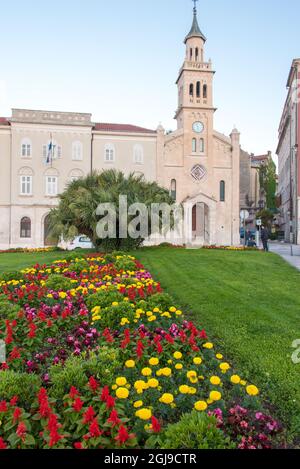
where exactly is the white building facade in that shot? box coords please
[0,6,253,249]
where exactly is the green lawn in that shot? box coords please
[1,247,300,439]
[133,247,300,439]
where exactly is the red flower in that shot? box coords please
[151,416,161,433]
[74,442,84,449]
[115,425,131,444]
[38,388,51,418]
[0,437,7,449]
[16,421,27,442]
[106,395,115,409]
[88,376,99,393]
[28,323,37,338]
[107,409,121,428]
[89,418,102,438]
[136,340,144,358]
[73,398,84,412]
[100,385,110,402]
[83,406,95,424]
[13,407,22,423]
[0,401,8,413]
[10,396,18,407]
[47,414,63,447]
[200,329,207,340]
[9,347,21,360]
[69,386,80,399]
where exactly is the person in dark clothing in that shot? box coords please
[261,226,269,252]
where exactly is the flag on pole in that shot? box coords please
[46,135,54,165]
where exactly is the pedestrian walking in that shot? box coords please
[261,226,269,252]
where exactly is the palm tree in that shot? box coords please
[49,170,174,250]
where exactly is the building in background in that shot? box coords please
[277,59,300,244]
[240,151,273,229]
[0,6,259,249]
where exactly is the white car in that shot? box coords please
[66,235,94,251]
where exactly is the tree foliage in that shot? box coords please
[48,170,174,251]
[259,159,277,211]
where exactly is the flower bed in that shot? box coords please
[0,247,61,255]
[202,246,258,251]
[0,253,281,449]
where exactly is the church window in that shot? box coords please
[196,81,201,98]
[20,217,31,238]
[203,84,207,99]
[192,138,197,153]
[190,48,193,60]
[170,179,177,201]
[199,138,204,153]
[104,144,115,162]
[72,141,83,161]
[189,83,194,96]
[195,48,199,61]
[220,180,225,202]
[133,144,144,164]
[21,139,32,158]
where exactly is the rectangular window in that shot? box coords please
[22,144,31,157]
[20,176,32,195]
[46,176,58,196]
[105,149,114,162]
[192,138,197,153]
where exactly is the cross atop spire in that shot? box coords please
[184,1,206,44]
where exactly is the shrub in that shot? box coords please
[69,260,90,274]
[0,271,24,282]
[114,257,136,272]
[0,295,21,320]
[48,348,120,400]
[150,411,235,449]
[98,302,136,330]
[86,290,124,311]
[45,274,74,292]
[145,293,174,311]
[0,371,41,406]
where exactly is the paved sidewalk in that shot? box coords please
[269,242,300,271]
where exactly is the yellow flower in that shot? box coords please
[169,307,176,313]
[219,362,230,372]
[188,387,197,395]
[153,307,160,313]
[194,401,208,411]
[209,391,222,402]
[161,368,172,377]
[134,380,148,391]
[230,375,241,385]
[141,367,152,377]
[125,360,135,368]
[175,363,183,370]
[149,357,159,366]
[148,315,156,322]
[59,292,67,299]
[133,400,143,408]
[203,342,213,349]
[173,351,183,360]
[210,376,221,386]
[116,377,127,386]
[159,393,174,404]
[148,378,159,388]
[135,408,152,420]
[112,302,119,306]
[246,385,259,396]
[179,385,190,394]
[116,387,129,399]
[111,384,117,390]
[175,310,183,316]
[240,380,247,386]
[216,354,223,360]
[187,371,197,379]
[193,357,202,365]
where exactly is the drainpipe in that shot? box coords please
[296,63,299,244]
[90,129,94,174]
[9,126,12,248]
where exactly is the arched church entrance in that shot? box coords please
[192,202,209,244]
[44,214,58,246]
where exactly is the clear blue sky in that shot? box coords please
[0,0,299,160]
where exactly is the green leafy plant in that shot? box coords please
[147,411,234,449]
[45,274,74,292]
[0,371,41,406]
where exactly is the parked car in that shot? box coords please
[66,235,94,251]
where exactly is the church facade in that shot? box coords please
[0,6,246,249]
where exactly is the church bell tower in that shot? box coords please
[175,1,215,160]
